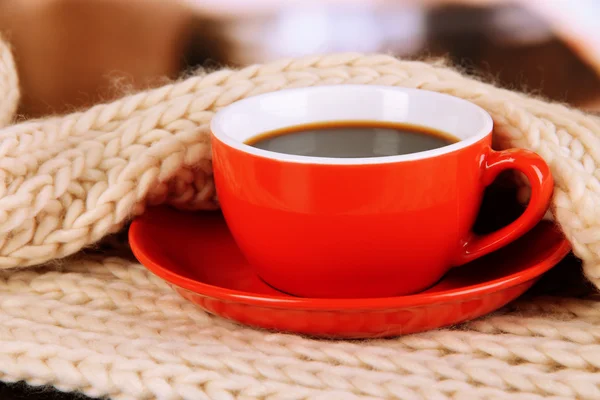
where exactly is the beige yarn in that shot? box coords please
[0,255,596,400]
[0,41,600,281]
[1,48,600,280]
[2,36,600,399]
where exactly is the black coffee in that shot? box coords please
[245,121,459,158]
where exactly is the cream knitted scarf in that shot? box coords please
[2,35,600,399]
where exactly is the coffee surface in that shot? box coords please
[245,121,459,158]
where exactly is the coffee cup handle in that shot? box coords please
[454,148,554,265]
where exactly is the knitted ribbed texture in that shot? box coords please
[1,36,600,399]
[0,43,599,280]
[0,255,597,400]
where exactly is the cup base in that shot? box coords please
[255,273,443,299]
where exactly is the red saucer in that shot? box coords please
[129,206,570,338]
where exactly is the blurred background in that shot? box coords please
[1,0,599,118]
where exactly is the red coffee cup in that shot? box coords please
[210,85,553,298]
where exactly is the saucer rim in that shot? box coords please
[129,215,571,311]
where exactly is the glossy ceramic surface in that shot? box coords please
[129,206,570,339]
[211,85,553,298]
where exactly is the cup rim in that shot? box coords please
[210,85,494,165]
